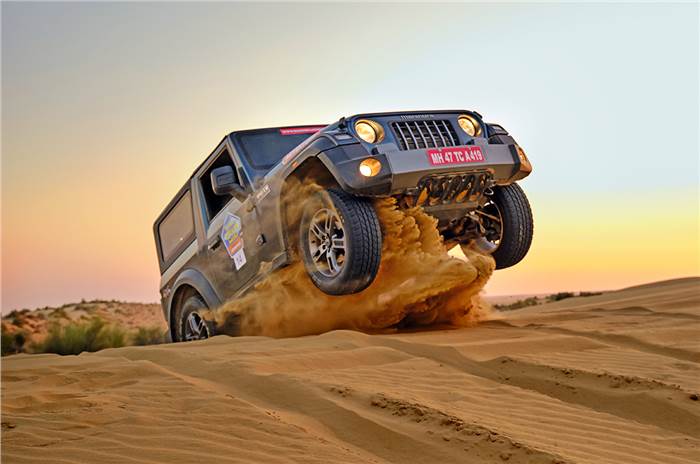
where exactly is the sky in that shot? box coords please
[1,2,698,312]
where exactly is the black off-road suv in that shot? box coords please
[154,110,533,341]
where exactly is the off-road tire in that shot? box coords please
[490,183,533,269]
[174,294,214,342]
[300,188,382,295]
[466,183,533,269]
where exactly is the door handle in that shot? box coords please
[208,237,221,251]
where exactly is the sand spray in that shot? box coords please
[214,181,496,337]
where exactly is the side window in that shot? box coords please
[158,190,195,263]
[201,149,240,220]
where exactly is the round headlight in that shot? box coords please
[354,119,384,144]
[458,115,482,137]
[359,158,382,177]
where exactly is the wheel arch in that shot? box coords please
[279,156,340,257]
[166,268,221,338]
[283,156,339,191]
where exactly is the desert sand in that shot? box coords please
[2,277,699,463]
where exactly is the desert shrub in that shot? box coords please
[1,327,27,356]
[1,330,13,356]
[579,291,603,297]
[547,292,576,302]
[36,317,127,355]
[495,297,541,311]
[100,325,127,349]
[13,332,26,352]
[132,327,167,346]
[9,312,23,326]
[51,307,68,319]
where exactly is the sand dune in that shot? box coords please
[1,301,166,349]
[2,277,699,463]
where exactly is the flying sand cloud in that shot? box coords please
[214,182,496,338]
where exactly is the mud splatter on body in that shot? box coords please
[215,191,495,338]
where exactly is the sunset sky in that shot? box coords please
[2,2,698,312]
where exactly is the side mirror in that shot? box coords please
[210,166,246,199]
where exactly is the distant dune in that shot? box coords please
[2,277,699,463]
[1,301,166,349]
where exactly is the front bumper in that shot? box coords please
[383,141,523,191]
[319,140,529,201]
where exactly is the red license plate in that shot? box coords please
[426,146,485,166]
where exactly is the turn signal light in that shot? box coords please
[516,145,532,174]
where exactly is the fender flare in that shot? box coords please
[288,141,390,196]
[166,268,221,327]
[275,141,390,252]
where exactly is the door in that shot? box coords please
[197,148,262,301]
[207,196,261,297]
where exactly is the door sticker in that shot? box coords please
[221,213,246,270]
[232,248,247,270]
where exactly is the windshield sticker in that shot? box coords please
[221,213,244,267]
[279,126,325,136]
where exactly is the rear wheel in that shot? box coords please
[174,295,213,342]
[463,183,533,269]
[299,188,382,295]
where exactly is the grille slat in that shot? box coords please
[423,121,438,147]
[441,120,457,146]
[395,124,409,149]
[432,120,447,147]
[414,121,428,148]
[406,122,419,148]
[391,119,458,151]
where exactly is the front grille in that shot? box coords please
[392,120,460,151]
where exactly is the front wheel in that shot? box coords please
[463,183,533,269]
[299,188,382,295]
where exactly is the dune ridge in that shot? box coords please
[2,277,699,463]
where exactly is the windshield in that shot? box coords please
[237,126,326,171]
